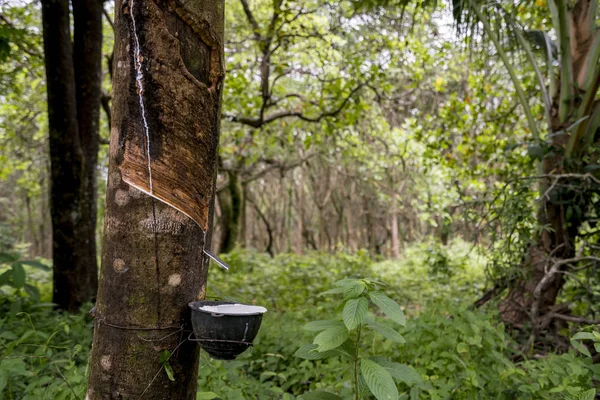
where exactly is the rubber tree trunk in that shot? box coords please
[41,0,102,312]
[87,0,224,398]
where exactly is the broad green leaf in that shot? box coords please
[20,260,50,271]
[313,326,349,352]
[361,359,399,400]
[12,263,25,289]
[294,344,339,360]
[196,392,219,400]
[343,297,368,330]
[343,281,366,299]
[304,320,345,332]
[368,322,406,343]
[572,332,596,341]
[570,339,591,357]
[300,391,343,400]
[369,292,405,326]
[0,253,18,264]
[579,389,596,400]
[371,358,422,385]
[23,284,39,301]
[334,278,359,287]
[0,270,11,286]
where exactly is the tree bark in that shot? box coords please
[73,0,104,288]
[87,0,224,398]
[41,0,101,311]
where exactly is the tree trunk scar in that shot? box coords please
[129,0,153,193]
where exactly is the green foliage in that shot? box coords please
[0,252,50,313]
[0,300,93,399]
[0,250,598,399]
[295,278,410,400]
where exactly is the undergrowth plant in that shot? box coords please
[295,278,419,400]
[0,252,49,313]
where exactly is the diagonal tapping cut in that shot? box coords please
[129,0,153,194]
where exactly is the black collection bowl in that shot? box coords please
[188,300,267,360]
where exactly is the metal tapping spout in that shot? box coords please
[204,250,230,271]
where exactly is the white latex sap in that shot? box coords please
[197,304,267,316]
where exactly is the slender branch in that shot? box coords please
[546,313,600,325]
[225,83,366,128]
[217,153,315,193]
[103,8,114,31]
[239,0,261,40]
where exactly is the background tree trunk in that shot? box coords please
[497,0,597,330]
[218,171,242,254]
[41,0,101,312]
[87,0,224,398]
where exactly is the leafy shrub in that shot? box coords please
[0,249,597,399]
[0,301,93,399]
[294,278,417,400]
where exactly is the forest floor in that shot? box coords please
[0,241,597,399]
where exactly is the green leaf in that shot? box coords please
[164,362,175,381]
[343,281,366,299]
[300,391,343,400]
[12,263,25,289]
[313,326,349,352]
[0,253,18,264]
[304,320,345,332]
[334,278,359,287]
[294,344,340,360]
[361,359,399,400]
[571,339,591,357]
[457,343,469,353]
[196,392,219,400]
[369,292,405,326]
[572,332,596,341]
[159,350,171,363]
[368,322,406,343]
[20,260,50,271]
[0,270,11,286]
[371,358,422,385]
[579,389,596,400]
[343,297,368,330]
[23,284,40,301]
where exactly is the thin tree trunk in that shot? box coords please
[218,171,242,254]
[87,0,224,398]
[296,177,304,254]
[41,0,99,311]
[391,212,399,259]
[73,0,104,284]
